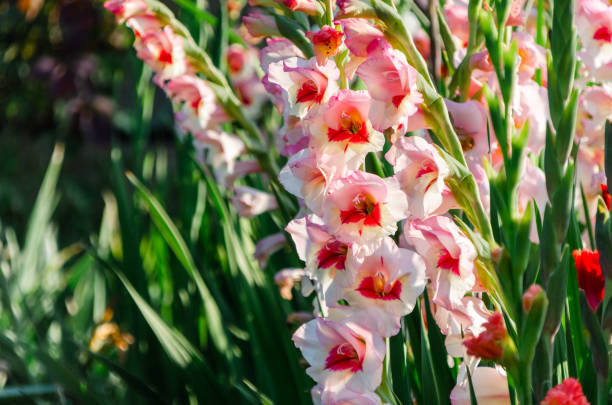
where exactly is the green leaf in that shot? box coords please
[126,172,231,359]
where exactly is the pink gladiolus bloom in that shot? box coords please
[307,26,344,66]
[577,84,612,147]
[279,149,346,215]
[576,0,612,78]
[267,57,339,118]
[292,316,385,395]
[275,0,321,15]
[260,38,305,73]
[231,186,278,218]
[513,80,549,154]
[104,0,148,23]
[165,75,216,133]
[254,232,286,268]
[274,268,308,300]
[517,160,548,242]
[338,19,386,58]
[223,160,261,186]
[193,130,244,174]
[404,216,477,308]
[386,136,457,218]
[356,44,423,131]
[445,100,492,163]
[541,378,590,405]
[450,367,511,405]
[134,26,186,82]
[506,0,526,26]
[312,385,386,405]
[324,171,408,245]
[276,116,310,156]
[242,10,280,40]
[310,90,384,165]
[342,237,426,336]
[227,44,258,81]
[513,32,547,83]
[444,0,470,46]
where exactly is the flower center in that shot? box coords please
[296,80,322,103]
[325,342,363,372]
[456,128,475,151]
[356,270,402,300]
[339,193,382,226]
[437,249,461,276]
[317,240,348,270]
[327,110,370,147]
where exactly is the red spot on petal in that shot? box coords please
[296,80,323,104]
[158,49,173,64]
[392,94,406,108]
[594,26,612,42]
[437,249,461,276]
[325,343,363,372]
[356,274,402,301]
[317,240,348,270]
[339,194,382,228]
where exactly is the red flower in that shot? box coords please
[541,378,589,405]
[601,183,610,210]
[463,312,506,360]
[573,249,605,311]
[522,284,544,313]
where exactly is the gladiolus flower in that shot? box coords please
[307,26,344,66]
[450,366,511,405]
[275,268,308,300]
[337,19,385,58]
[573,249,605,311]
[165,75,216,133]
[445,100,492,163]
[404,216,477,308]
[309,90,384,166]
[541,378,590,405]
[386,136,456,218]
[134,26,186,82]
[274,0,321,15]
[267,57,339,118]
[463,312,507,360]
[324,171,408,245]
[292,316,385,395]
[356,44,423,131]
[342,237,426,336]
[243,10,280,40]
[312,384,386,405]
[254,233,286,268]
[104,0,148,23]
[231,187,278,218]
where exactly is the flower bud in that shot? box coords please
[274,268,307,300]
[541,378,589,405]
[463,312,507,361]
[573,248,605,311]
[242,10,280,40]
[522,284,544,313]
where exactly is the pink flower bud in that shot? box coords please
[242,10,280,40]
[522,284,544,313]
[231,187,278,218]
[104,0,148,23]
[541,378,589,405]
[274,268,308,300]
[275,0,321,15]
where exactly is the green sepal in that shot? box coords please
[555,90,579,165]
[518,288,548,364]
[595,198,612,281]
[539,205,560,286]
[551,162,574,243]
[512,200,533,277]
[544,125,562,196]
[543,245,570,337]
[579,291,610,383]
